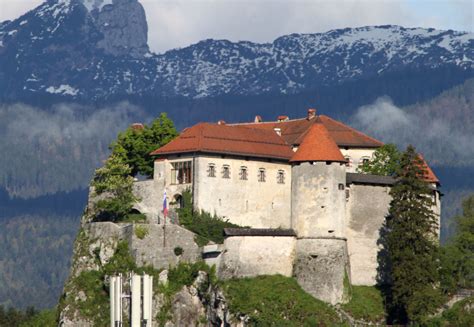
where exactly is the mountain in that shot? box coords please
[0,0,472,102]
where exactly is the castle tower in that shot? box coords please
[290,121,351,304]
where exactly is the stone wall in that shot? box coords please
[218,235,296,279]
[291,162,346,238]
[86,222,200,270]
[345,183,391,285]
[293,238,350,305]
[132,179,163,222]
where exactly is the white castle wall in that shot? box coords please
[345,184,391,285]
[193,155,292,228]
[340,148,376,173]
[218,236,296,279]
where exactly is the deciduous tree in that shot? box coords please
[110,113,178,177]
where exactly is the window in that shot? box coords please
[239,166,248,180]
[222,165,230,179]
[358,157,370,167]
[258,168,266,182]
[207,163,216,177]
[338,183,345,190]
[344,156,352,167]
[171,161,192,184]
[277,170,285,184]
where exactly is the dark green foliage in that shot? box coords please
[0,306,56,327]
[111,113,178,177]
[91,155,138,222]
[223,275,343,326]
[177,190,242,246]
[342,286,385,323]
[384,145,443,324]
[173,247,183,256]
[19,308,57,327]
[0,214,78,310]
[0,306,37,327]
[440,194,474,293]
[357,144,401,176]
[425,296,474,327]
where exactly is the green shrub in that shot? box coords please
[342,286,385,323]
[223,275,343,326]
[174,247,183,256]
[177,190,242,246]
[134,225,149,240]
[91,155,138,222]
[73,270,109,325]
[425,296,474,327]
[156,262,216,326]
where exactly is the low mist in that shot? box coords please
[351,97,474,167]
[0,102,146,198]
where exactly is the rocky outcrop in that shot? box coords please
[85,0,149,58]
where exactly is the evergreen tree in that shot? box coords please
[358,143,401,176]
[386,145,442,324]
[91,155,138,221]
[111,113,178,177]
[440,194,474,293]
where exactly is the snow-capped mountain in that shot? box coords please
[0,0,472,101]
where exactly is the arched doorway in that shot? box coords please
[174,194,185,209]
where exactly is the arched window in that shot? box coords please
[258,168,266,182]
[344,156,352,167]
[207,163,216,177]
[277,170,285,184]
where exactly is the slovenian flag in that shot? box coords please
[163,190,168,219]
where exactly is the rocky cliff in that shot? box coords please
[57,186,242,326]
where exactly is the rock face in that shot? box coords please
[84,0,149,57]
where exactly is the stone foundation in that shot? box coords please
[293,238,350,305]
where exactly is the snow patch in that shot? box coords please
[46,84,79,96]
[8,30,17,36]
[81,0,113,12]
[20,20,28,26]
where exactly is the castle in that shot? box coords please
[133,108,441,304]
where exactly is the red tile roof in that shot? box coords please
[232,115,383,148]
[150,123,294,160]
[418,154,440,184]
[290,122,346,162]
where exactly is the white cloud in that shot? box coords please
[0,0,472,52]
[351,97,474,167]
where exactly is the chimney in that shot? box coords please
[274,127,282,136]
[131,123,144,130]
[254,115,263,123]
[217,120,226,125]
[307,108,317,120]
[277,115,289,122]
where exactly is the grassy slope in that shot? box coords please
[222,275,346,326]
[342,285,385,323]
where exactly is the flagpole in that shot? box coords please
[163,189,167,248]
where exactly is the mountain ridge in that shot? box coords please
[0,0,472,102]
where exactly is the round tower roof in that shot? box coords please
[290,121,346,163]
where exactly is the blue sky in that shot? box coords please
[1,0,472,53]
